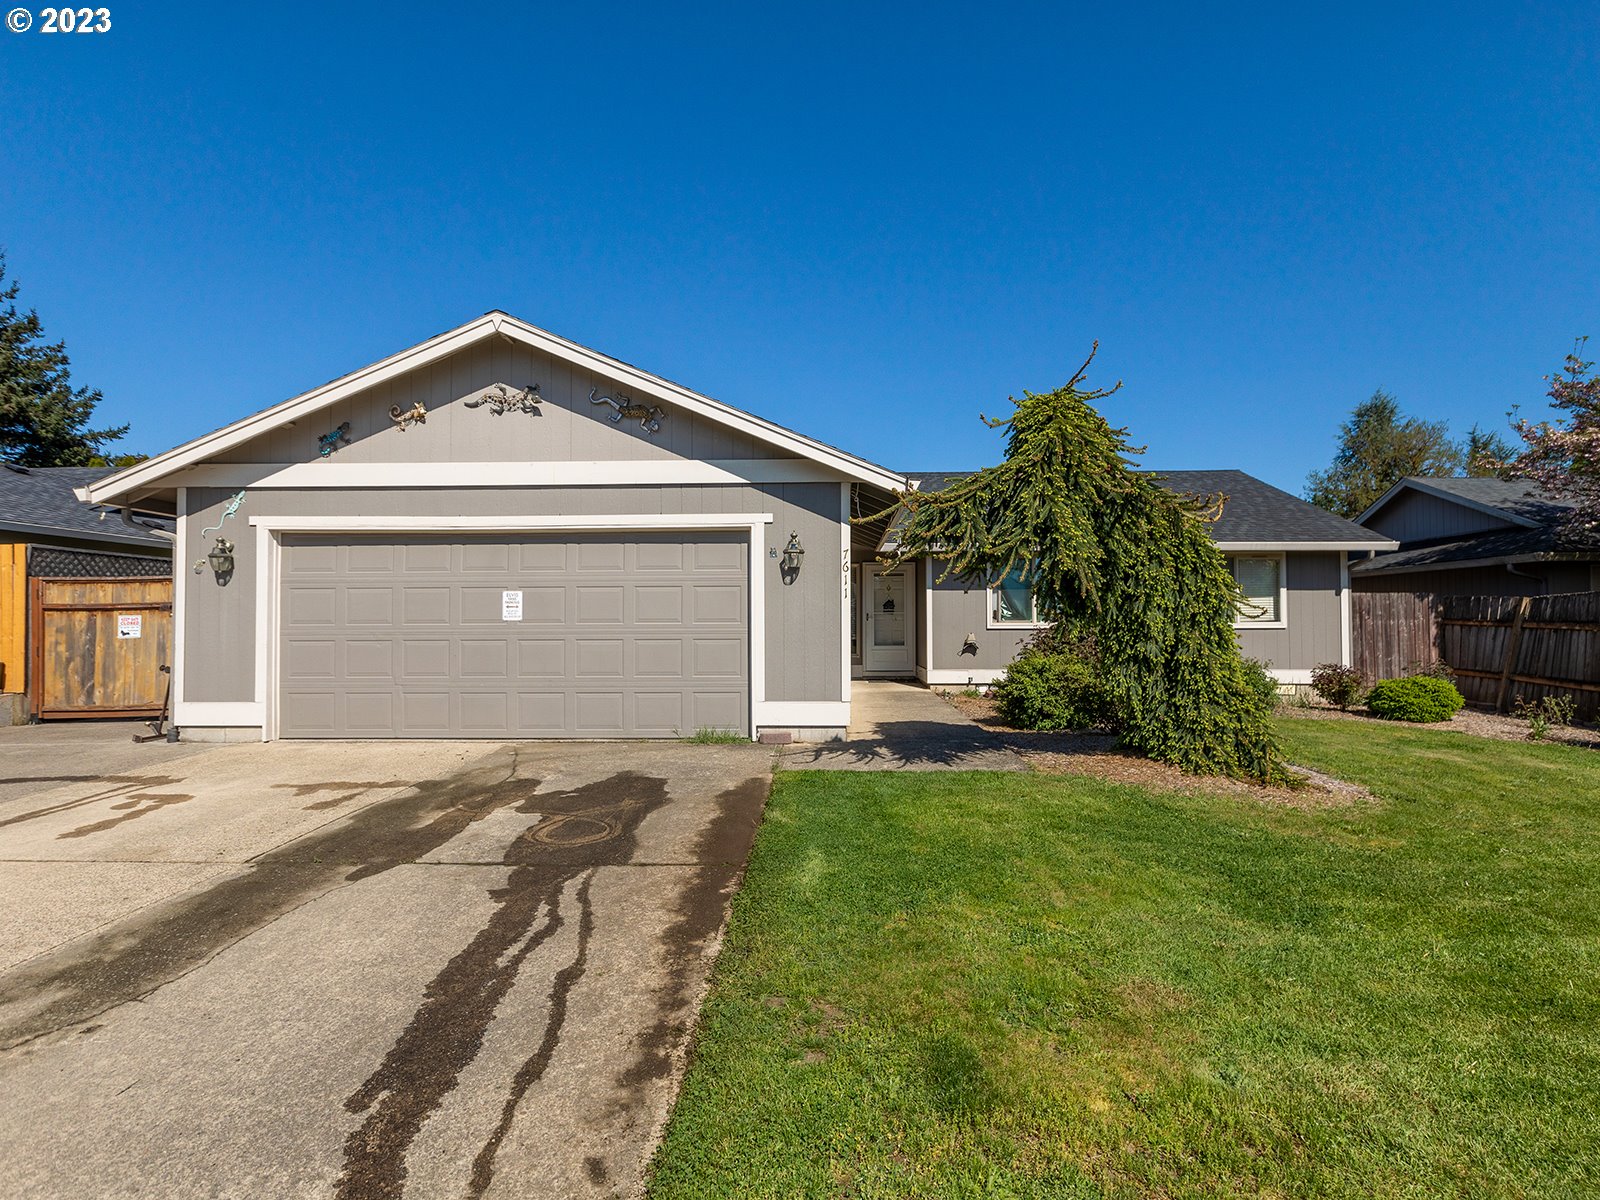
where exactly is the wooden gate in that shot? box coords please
[29,576,174,719]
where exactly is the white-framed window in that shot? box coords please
[1227,553,1287,629]
[988,566,1046,628]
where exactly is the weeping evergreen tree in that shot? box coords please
[869,347,1284,783]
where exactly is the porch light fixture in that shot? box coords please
[780,532,805,574]
[204,536,235,583]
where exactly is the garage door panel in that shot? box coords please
[517,639,566,677]
[280,533,748,738]
[402,587,452,625]
[347,692,395,733]
[346,588,394,625]
[346,544,396,573]
[459,640,510,679]
[344,640,394,679]
[575,692,626,733]
[575,639,625,679]
[634,691,683,734]
[634,586,684,624]
[402,640,452,678]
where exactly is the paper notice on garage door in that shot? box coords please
[502,590,523,621]
[117,613,143,639]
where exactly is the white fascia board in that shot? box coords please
[1214,540,1399,552]
[170,459,845,490]
[85,313,906,505]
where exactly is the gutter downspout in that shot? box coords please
[120,507,176,543]
[1505,562,1545,592]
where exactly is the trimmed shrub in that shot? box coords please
[1241,658,1281,712]
[1366,675,1465,723]
[1311,662,1367,711]
[992,652,1115,731]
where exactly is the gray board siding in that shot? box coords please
[925,552,1344,674]
[1364,489,1516,544]
[1233,552,1343,670]
[210,339,790,467]
[182,483,843,707]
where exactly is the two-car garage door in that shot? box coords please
[277,532,748,738]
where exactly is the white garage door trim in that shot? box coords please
[247,513,774,742]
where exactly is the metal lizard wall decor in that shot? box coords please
[465,382,543,415]
[588,387,665,434]
[191,489,245,573]
[317,422,352,457]
[388,401,427,430]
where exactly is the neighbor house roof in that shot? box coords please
[78,312,907,506]
[882,468,1395,552]
[0,466,172,550]
[1356,475,1575,529]
[1347,524,1597,576]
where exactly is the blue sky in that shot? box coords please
[2,2,1595,493]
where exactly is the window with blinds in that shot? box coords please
[1227,555,1282,624]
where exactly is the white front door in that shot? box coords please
[863,564,914,675]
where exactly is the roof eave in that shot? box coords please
[1214,539,1400,552]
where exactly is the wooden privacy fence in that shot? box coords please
[1353,590,1600,718]
[29,576,173,719]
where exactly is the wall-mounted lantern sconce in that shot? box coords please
[196,536,235,584]
[778,531,805,585]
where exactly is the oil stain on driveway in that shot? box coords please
[0,733,769,1199]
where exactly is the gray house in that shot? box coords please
[1352,476,1600,596]
[79,316,1384,742]
[874,470,1394,688]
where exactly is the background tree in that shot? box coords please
[0,254,129,466]
[1512,338,1600,544]
[1304,390,1462,517]
[1465,423,1517,478]
[867,348,1283,784]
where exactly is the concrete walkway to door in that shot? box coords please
[778,681,1026,771]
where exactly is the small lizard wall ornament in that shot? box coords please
[465,383,542,416]
[317,422,352,457]
[588,387,665,434]
[388,401,427,430]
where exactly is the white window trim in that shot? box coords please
[1228,551,1288,631]
[985,570,1048,631]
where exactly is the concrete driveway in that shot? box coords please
[0,723,770,1200]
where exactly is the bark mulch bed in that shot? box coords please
[1281,699,1600,750]
[939,692,1372,810]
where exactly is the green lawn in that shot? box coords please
[648,719,1600,1199]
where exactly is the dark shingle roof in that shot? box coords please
[1368,476,1575,528]
[889,468,1391,548]
[0,466,171,549]
[1348,524,1599,574]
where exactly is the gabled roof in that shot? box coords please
[0,466,172,549]
[80,312,906,505]
[1356,475,1574,530]
[886,468,1395,551]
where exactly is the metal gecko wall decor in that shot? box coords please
[388,401,427,430]
[191,489,245,574]
[317,422,352,457]
[588,386,665,434]
[465,382,543,416]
